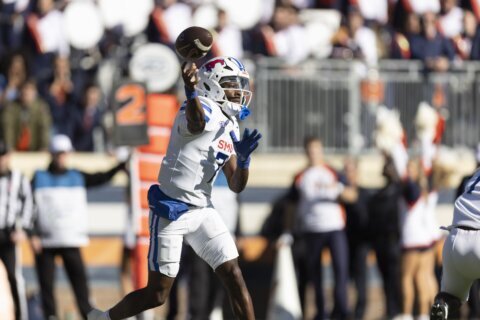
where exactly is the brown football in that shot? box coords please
[175,26,213,61]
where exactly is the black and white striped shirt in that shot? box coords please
[0,170,33,232]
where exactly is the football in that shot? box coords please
[175,26,213,61]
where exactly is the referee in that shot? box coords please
[0,141,34,320]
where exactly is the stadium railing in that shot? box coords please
[249,58,480,153]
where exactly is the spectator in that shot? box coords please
[27,0,69,57]
[2,79,51,151]
[26,0,69,80]
[0,141,33,320]
[211,9,244,59]
[331,6,378,66]
[393,0,440,34]
[42,55,76,137]
[30,135,127,320]
[291,136,356,320]
[147,0,193,46]
[368,154,403,319]
[465,10,480,59]
[260,4,310,65]
[438,0,464,39]
[341,157,370,320]
[356,0,389,25]
[0,53,29,107]
[409,12,456,71]
[0,0,31,55]
[391,13,421,59]
[72,84,104,152]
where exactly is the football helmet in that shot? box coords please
[197,56,252,119]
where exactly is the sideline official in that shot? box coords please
[31,135,126,320]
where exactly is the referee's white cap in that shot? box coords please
[50,135,73,154]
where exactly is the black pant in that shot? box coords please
[371,235,402,319]
[347,235,369,320]
[305,230,349,320]
[292,236,309,313]
[0,241,25,320]
[34,247,91,319]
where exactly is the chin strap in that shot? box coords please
[221,101,251,120]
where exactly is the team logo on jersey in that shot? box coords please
[204,58,225,71]
[218,139,234,153]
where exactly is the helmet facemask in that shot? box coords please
[197,57,253,120]
[218,76,252,119]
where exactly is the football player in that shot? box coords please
[88,56,260,320]
[430,168,480,320]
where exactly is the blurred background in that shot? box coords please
[1,0,480,319]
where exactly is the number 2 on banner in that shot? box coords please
[116,84,146,125]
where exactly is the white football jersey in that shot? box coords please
[452,169,480,229]
[158,96,239,207]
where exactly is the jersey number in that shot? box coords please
[207,152,229,183]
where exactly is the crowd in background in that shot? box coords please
[0,0,479,152]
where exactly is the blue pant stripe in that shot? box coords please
[148,214,158,269]
[152,214,161,272]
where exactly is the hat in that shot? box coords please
[0,141,9,156]
[50,135,73,153]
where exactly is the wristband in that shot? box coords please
[185,86,198,100]
[237,156,251,169]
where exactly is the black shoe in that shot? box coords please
[431,302,448,320]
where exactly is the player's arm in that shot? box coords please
[182,62,205,134]
[223,129,262,193]
[223,155,248,193]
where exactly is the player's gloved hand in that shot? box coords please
[230,128,262,169]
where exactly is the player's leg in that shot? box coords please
[431,229,472,319]
[60,247,92,318]
[186,207,254,319]
[107,271,176,319]
[215,258,255,319]
[89,212,186,320]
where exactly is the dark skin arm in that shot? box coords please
[222,155,249,193]
[182,62,205,134]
